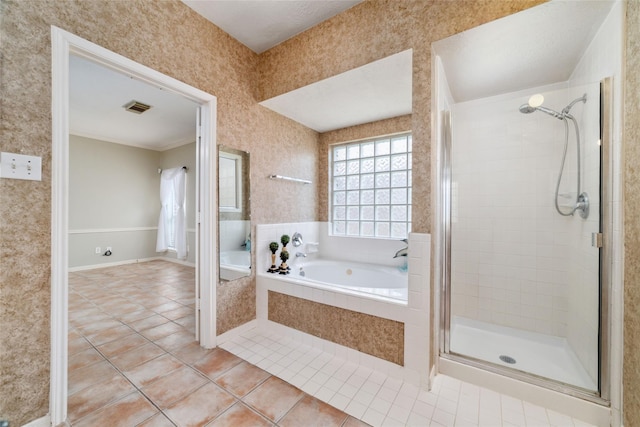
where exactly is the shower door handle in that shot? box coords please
[592,232,603,248]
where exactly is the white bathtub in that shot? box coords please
[220,250,250,280]
[282,258,408,302]
[254,228,431,389]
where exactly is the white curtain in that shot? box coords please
[156,167,187,259]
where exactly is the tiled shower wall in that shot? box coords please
[451,85,573,336]
[452,84,599,348]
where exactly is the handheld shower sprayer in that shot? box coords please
[519,93,587,119]
[519,94,565,120]
[518,93,589,219]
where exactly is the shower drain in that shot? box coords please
[499,355,517,364]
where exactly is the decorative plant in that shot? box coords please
[280,234,290,248]
[279,248,290,274]
[268,241,280,273]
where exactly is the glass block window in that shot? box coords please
[330,133,412,238]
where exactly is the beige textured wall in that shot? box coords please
[268,291,404,365]
[3,0,638,424]
[624,1,640,424]
[0,0,318,424]
[318,115,413,222]
[257,0,546,233]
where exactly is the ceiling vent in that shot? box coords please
[123,100,152,114]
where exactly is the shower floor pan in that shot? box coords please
[450,316,597,391]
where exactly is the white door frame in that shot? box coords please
[50,26,217,425]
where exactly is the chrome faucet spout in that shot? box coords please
[393,238,409,258]
[393,248,408,258]
[296,252,307,258]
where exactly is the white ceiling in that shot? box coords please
[70,0,616,150]
[182,0,363,54]
[69,55,198,151]
[260,49,412,133]
[434,0,616,103]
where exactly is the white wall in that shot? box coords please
[69,136,197,268]
[450,83,579,338]
[69,135,160,267]
[254,221,407,275]
[219,220,250,252]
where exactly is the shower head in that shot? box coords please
[519,93,564,120]
[519,103,564,119]
[519,93,587,120]
[519,104,536,114]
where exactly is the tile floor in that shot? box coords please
[69,261,365,426]
[69,261,594,427]
[220,329,596,427]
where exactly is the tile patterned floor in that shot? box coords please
[219,330,596,427]
[69,261,595,427]
[69,261,366,427]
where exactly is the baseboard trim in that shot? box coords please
[68,257,195,272]
[68,227,157,234]
[22,414,51,427]
[160,257,196,268]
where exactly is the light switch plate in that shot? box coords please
[0,152,42,181]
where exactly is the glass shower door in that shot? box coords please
[443,80,608,397]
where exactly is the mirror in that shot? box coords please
[218,146,251,281]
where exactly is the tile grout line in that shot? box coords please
[70,302,179,426]
[69,263,196,426]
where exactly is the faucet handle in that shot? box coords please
[292,232,304,247]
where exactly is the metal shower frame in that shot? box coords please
[438,78,613,405]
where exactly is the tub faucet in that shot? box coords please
[393,239,408,258]
[296,252,307,258]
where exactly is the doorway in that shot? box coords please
[51,26,217,425]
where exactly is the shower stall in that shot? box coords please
[432,0,621,410]
[442,81,608,399]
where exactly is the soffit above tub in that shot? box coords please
[433,0,616,103]
[182,0,363,54]
[259,49,413,133]
[69,55,198,151]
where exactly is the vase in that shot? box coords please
[268,253,278,273]
[279,247,290,274]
